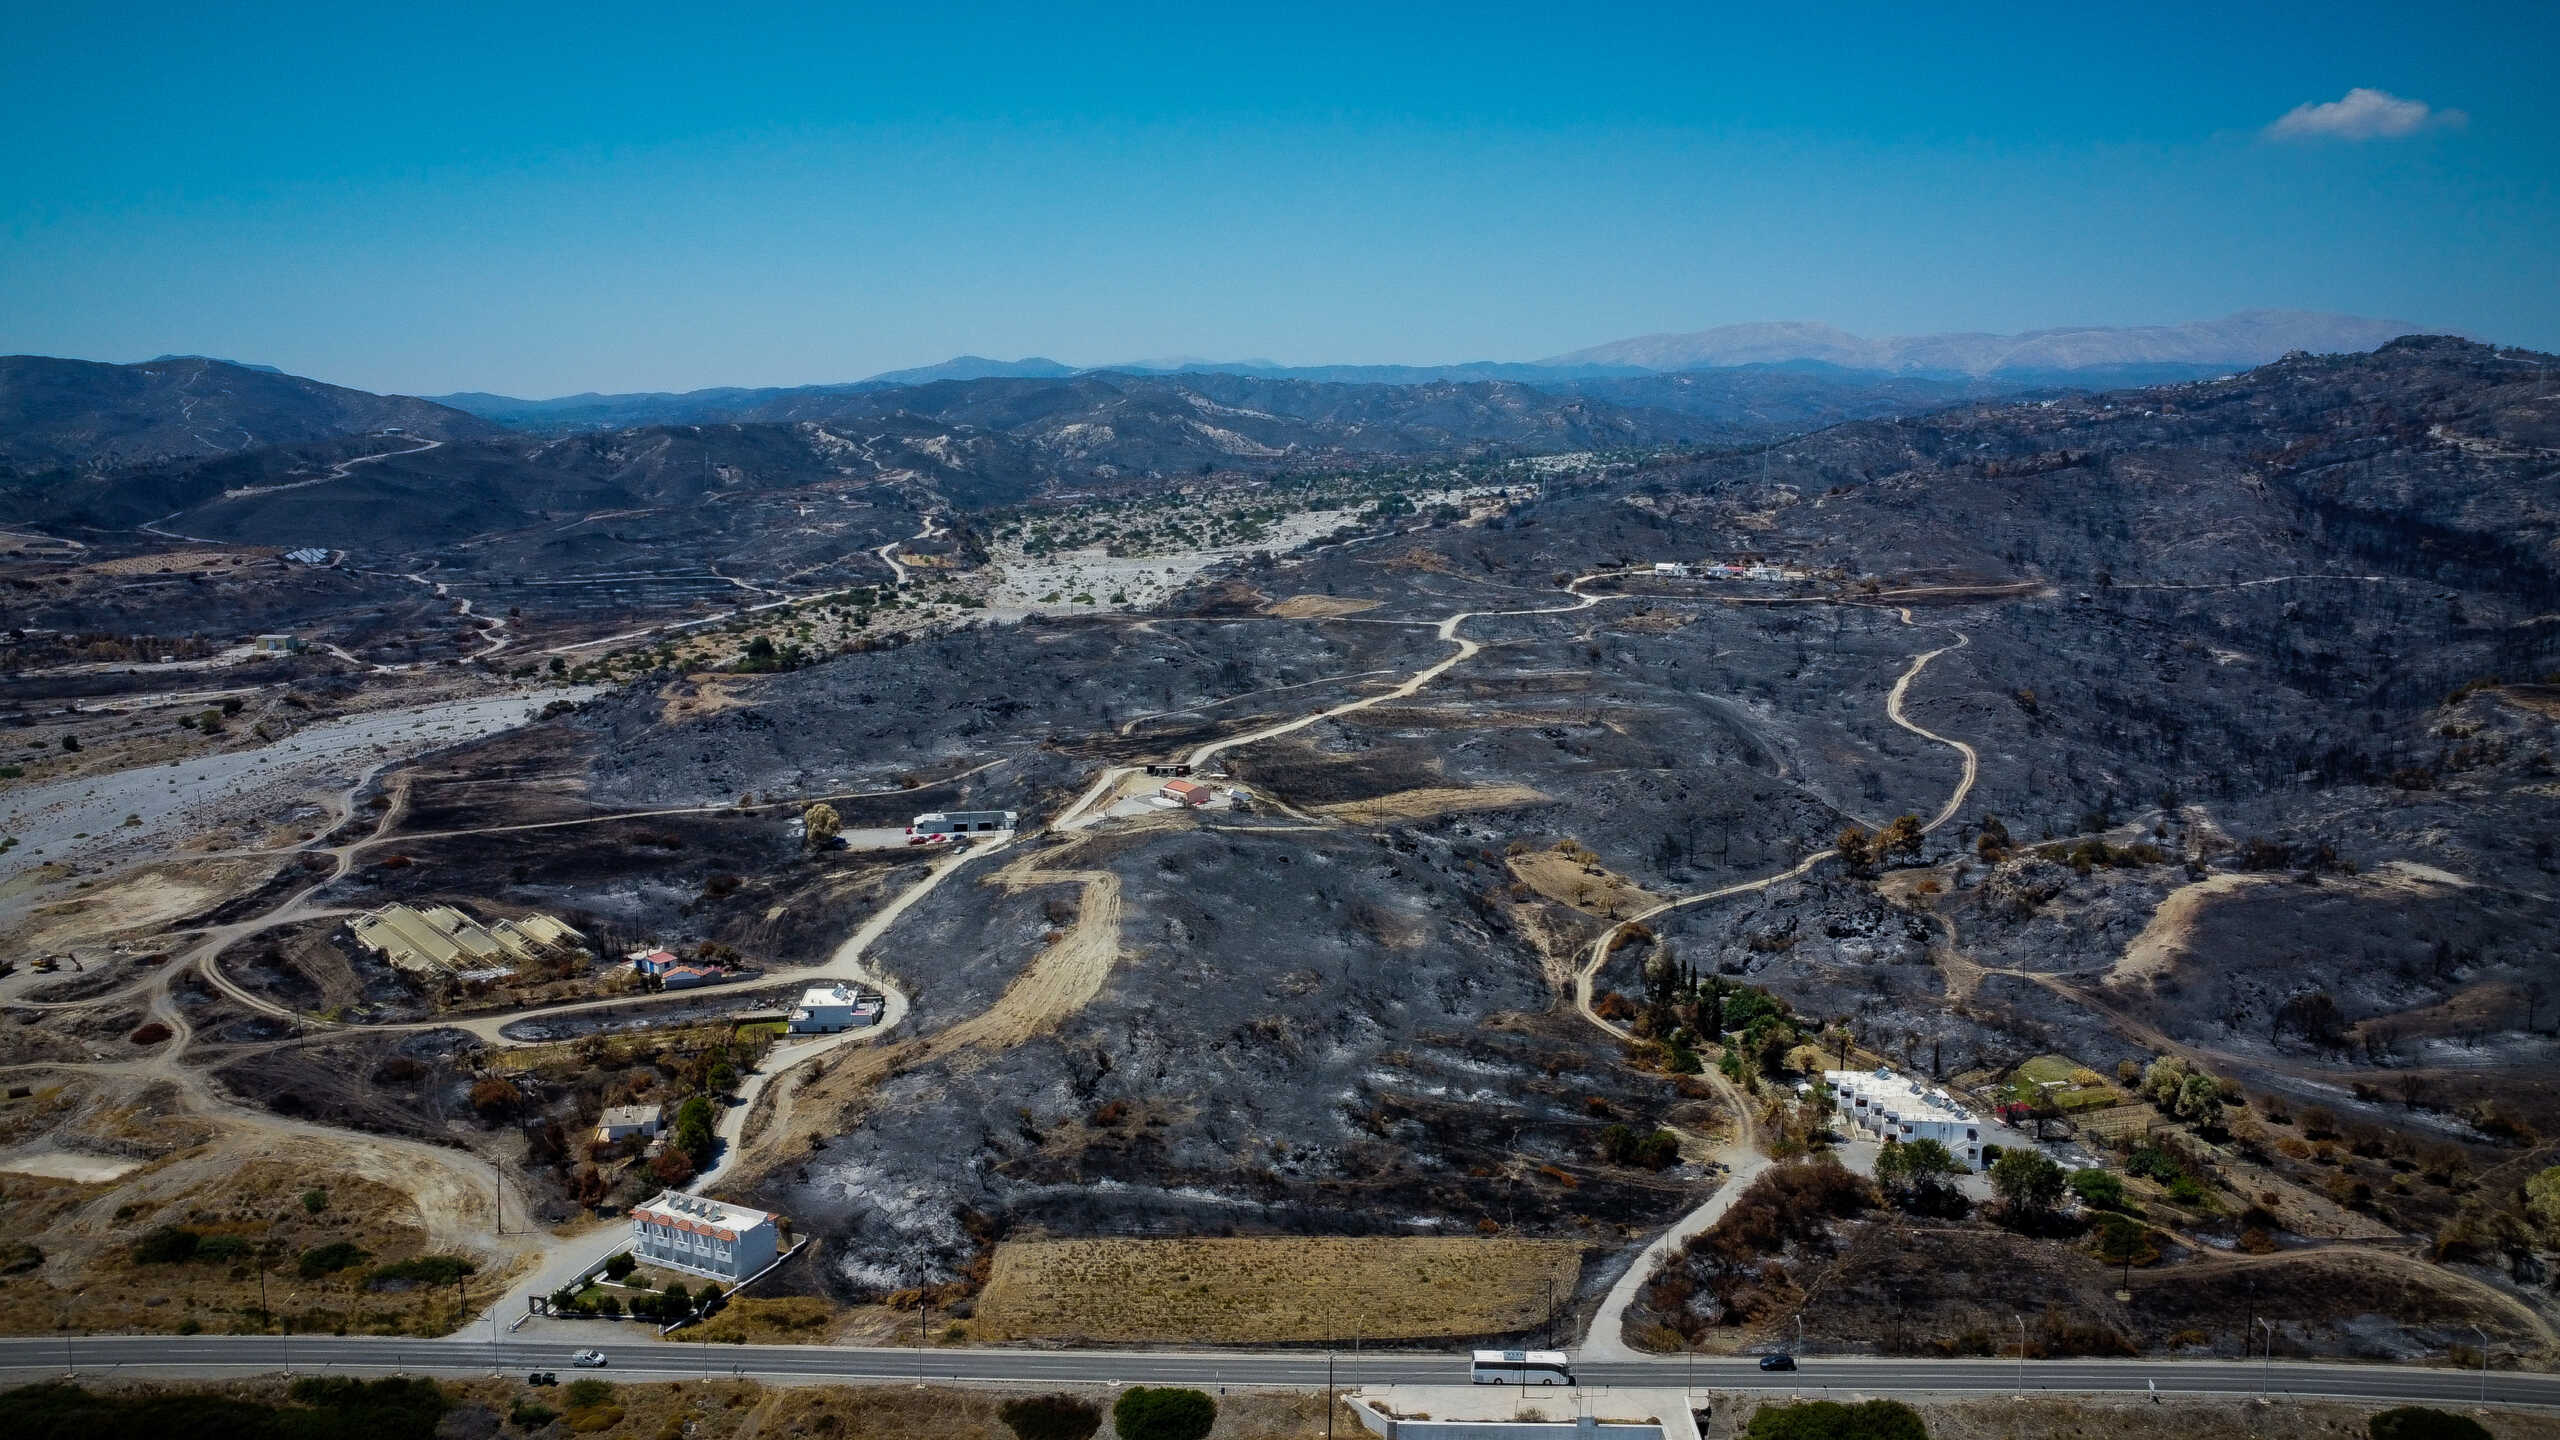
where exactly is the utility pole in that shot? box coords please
[915,1296,929,1389]
[2013,1313,2026,1397]
[2473,1325,2490,1404]
[2256,1318,2274,1395]
[1325,1348,1336,1440]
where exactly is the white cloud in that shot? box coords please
[2265,87,2467,142]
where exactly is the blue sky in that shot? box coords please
[3,2,2553,395]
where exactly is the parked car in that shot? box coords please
[526,1372,557,1386]
[572,1350,609,1368]
[1759,1353,1797,1372]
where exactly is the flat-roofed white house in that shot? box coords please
[1826,1067,1992,1171]
[788,983,880,1034]
[593,1104,663,1145]
[630,1190,782,1283]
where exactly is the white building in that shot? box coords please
[789,983,880,1034]
[593,1104,663,1145]
[1825,1067,1991,1171]
[629,1190,782,1283]
[1652,561,1694,577]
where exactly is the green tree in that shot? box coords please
[2176,1073,2226,1129]
[603,1250,638,1280]
[131,1226,201,1264]
[802,801,842,850]
[2368,1407,2492,1440]
[1744,1398,1931,1440]
[2525,1165,2560,1243]
[1877,813,1925,861]
[998,1394,1103,1440]
[2069,1169,2128,1210]
[2140,1056,2191,1110]
[1111,1386,1216,1440]
[1990,1148,2066,1226]
[1875,1139,1962,1209]
[1835,825,1874,877]
[672,1094,717,1166]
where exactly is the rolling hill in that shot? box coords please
[0,354,503,474]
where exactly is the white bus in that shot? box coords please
[1470,1349,1573,1386]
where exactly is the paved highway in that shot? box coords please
[2,1334,2552,1409]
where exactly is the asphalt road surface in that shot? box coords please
[3,1334,2553,1409]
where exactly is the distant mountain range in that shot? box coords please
[1539,309,2427,379]
[0,355,500,474]
[0,311,2446,482]
[420,310,2429,432]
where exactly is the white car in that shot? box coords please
[572,1350,609,1368]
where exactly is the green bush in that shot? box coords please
[298,1241,371,1278]
[2069,1169,2128,1210]
[1111,1386,1216,1440]
[197,1235,253,1262]
[2127,1146,2183,1183]
[367,1255,477,1287]
[1743,1398,1930,1440]
[563,1378,613,1408]
[2369,1407,2492,1440]
[131,1226,201,1264]
[510,1400,560,1428]
[2165,1175,2211,1206]
[301,1188,329,1214]
[602,1251,637,1280]
[998,1392,1102,1440]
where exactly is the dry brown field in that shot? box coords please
[971,1235,1581,1343]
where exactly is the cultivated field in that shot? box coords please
[970,1236,1583,1343]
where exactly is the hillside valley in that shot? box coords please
[3,336,2559,1371]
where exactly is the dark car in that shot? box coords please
[1759,1353,1798,1372]
[526,1372,557,1386]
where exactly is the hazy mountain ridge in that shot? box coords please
[0,355,502,474]
[1542,309,2424,377]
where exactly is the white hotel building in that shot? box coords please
[1825,1067,1992,1171]
[630,1190,783,1283]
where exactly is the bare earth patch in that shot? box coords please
[972,1235,1582,1342]
[6,858,273,950]
[1263,594,1381,619]
[1507,847,1667,919]
[2109,862,2473,988]
[1316,784,1550,823]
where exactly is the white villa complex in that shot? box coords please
[630,1190,783,1283]
[1826,1067,1992,1171]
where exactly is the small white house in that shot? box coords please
[789,983,879,1034]
[1652,562,1693,577]
[630,1190,782,1283]
[1826,1067,1991,1171]
[593,1104,663,1145]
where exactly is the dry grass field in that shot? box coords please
[1317,784,1549,824]
[1507,844,1666,919]
[971,1236,1582,1343]
[1743,1395,2560,1440]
